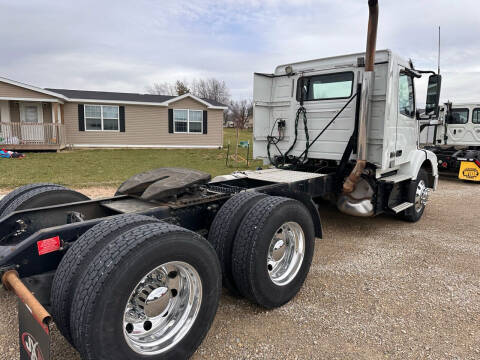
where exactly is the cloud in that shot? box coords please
[0,0,479,103]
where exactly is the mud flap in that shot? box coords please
[18,299,51,360]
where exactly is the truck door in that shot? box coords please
[445,108,474,145]
[395,71,417,165]
[253,72,295,161]
[471,108,480,143]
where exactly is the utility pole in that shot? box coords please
[438,26,441,74]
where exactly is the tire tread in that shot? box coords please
[51,214,160,343]
[0,184,66,217]
[208,191,266,294]
[70,222,218,360]
[231,196,292,301]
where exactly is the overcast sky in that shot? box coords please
[1,0,479,105]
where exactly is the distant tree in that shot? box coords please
[229,99,253,161]
[175,80,190,95]
[146,82,177,96]
[191,78,230,104]
[147,78,230,104]
[230,99,253,129]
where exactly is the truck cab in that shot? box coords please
[253,49,439,196]
[433,104,480,147]
[420,103,480,181]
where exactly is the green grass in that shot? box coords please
[1,129,261,189]
[223,127,253,148]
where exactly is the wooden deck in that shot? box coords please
[2,143,66,151]
[0,122,66,151]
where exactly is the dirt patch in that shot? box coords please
[72,187,116,199]
[0,179,479,359]
[0,187,116,199]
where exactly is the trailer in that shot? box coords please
[421,103,480,182]
[0,1,443,359]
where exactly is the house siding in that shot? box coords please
[64,97,224,147]
[0,81,58,100]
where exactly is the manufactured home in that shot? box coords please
[0,77,227,151]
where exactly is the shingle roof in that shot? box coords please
[45,88,227,107]
[46,88,173,103]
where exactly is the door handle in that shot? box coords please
[453,129,457,135]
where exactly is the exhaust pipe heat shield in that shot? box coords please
[337,178,374,217]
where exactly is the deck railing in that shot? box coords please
[0,122,66,147]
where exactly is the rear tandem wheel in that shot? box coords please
[231,196,316,308]
[208,191,267,295]
[50,214,161,344]
[68,221,221,360]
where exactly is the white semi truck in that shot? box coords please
[421,103,480,181]
[252,48,441,220]
[0,1,445,360]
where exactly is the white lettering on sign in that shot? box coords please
[21,332,44,360]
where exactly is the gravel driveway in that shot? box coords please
[0,179,479,359]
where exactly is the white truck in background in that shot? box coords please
[420,103,480,181]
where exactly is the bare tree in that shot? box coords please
[230,99,253,129]
[147,78,230,105]
[146,82,177,96]
[191,78,230,104]
[229,99,253,162]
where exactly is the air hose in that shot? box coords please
[284,106,310,164]
[267,106,310,167]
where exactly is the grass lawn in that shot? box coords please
[1,129,261,189]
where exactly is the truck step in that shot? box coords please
[380,174,412,183]
[390,202,414,214]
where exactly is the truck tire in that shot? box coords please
[51,214,160,344]
[208,191,267,295]
[1,185,89,218]
[402,168,429,222]
[70,222,221,360]
[0,183,66,217]
[231,196,315,308]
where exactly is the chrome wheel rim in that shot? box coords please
[123,261,202,355]
[267,222,305,286]
[415,179,429,213]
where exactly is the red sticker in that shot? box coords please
[37,236,60,255]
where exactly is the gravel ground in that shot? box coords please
[0,179,479,359]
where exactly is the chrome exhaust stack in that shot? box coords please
[338,0,378,217]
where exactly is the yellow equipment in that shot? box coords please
[458,160,480,182]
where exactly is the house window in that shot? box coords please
[189,110,203,133]
[20,103,43,124]
[84,105,119,131]
[173,109,203,133]
[24,106,39,123]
